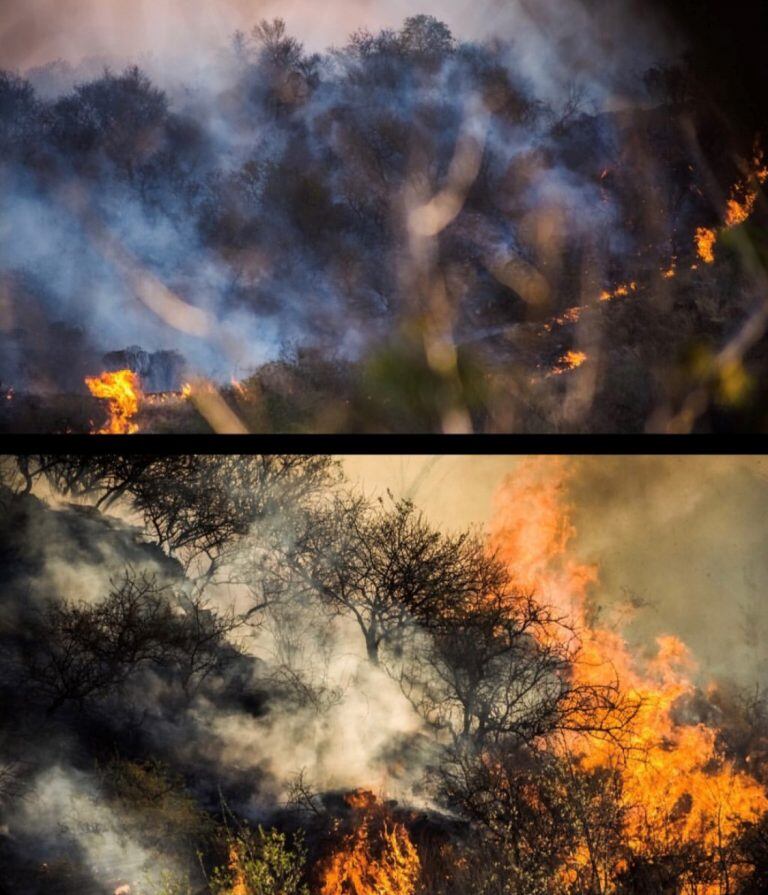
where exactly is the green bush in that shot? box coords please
[209,826,309,895]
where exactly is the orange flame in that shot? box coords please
[599,281,638,302]
[695,148,768,263]
[661,260,677,279]
[551,349,588,375]
[320,791,420,895]
[695,226,717,264]
[84,369,141,434]
[489,458,768,889]
[225,843,248,895]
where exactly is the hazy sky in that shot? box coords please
[1,0,674,107]
[342,455,768,689]
[0,0,513,68]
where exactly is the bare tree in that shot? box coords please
[20,569,240,714]
[289,493,503,665]
[15,455,339,583]
[399,582,637,753]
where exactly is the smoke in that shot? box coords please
[0,173,284,381]
[0,480,433,816]
[13,765,177,888]
[191,643,425,808]
[563,456,768,690]
[2,0,674,87]
[344,455,768,692]
[0,488,182,613]
[0,1,694,398]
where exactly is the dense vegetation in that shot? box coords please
[1,14,767,431]
[0,454,767,893]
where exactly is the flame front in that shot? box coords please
[695,148,768,263]
[320,792,420,895]
[599,281,638,302]
[84,369,141,434]
[489,458,768,891]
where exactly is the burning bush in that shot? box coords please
[318,792,420,895]
[85,368,142,434]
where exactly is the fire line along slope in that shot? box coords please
[1,7,767,432]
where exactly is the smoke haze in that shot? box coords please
[3,454,768,893]
[2,0,673,93]
[344,455,768,689]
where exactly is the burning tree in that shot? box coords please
[484,458,768,893]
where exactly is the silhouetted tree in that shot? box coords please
[15,455,339,581]
[289,494,502,665]
[50,66,168,178]
[18,570,238,714]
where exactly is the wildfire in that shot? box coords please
[695,148,768,263]
[540,146,765,352]
[84,369,141,434]
[599,281,638,302]
[320,791,420,895]
[695,226,717,264]
[551,349,588,375]
[489,458,768,891]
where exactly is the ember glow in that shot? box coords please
[599,282,638,302]
[552,349,588,375]
[695,148,768,264]
[695,227,717,264]
[84,368,141,433]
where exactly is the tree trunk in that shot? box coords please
[365,629,380,665]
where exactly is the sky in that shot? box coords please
[0,0,518,68]
[1,0,674,107]
[342,455,768,690]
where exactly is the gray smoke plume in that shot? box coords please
[0,1,684,394]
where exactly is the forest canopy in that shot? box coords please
[1,11,767,432]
